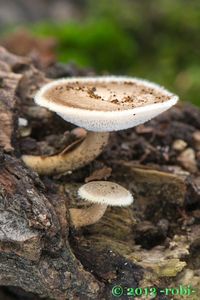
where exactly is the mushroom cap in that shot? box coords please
[35,76,178,132]
[78,181,133,206]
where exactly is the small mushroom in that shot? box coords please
[22,76,179,175]
[69,181,133,228]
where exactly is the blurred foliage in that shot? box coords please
[31,20,137,73]
[4,0,200,105]
[86,0,200,105]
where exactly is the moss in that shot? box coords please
[2,0,200,106]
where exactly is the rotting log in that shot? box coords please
[0,47,101,300]
[0,47,200,300]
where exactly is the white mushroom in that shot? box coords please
[69,181,133,228]
[22,76,179,175]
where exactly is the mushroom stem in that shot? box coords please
[69,203,107,228]
[22,131,109,175]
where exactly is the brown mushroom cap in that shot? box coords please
[35,76,178,132]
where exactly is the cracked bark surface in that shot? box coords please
[0,47,101,299]
[0,47,200,300]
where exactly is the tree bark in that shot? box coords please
[0,46,200,300]
[0,47,101,299]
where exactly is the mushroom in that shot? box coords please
[22,76,178,175]
[69,181,133,228]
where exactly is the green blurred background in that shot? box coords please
[0,0,199,105]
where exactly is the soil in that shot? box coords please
[0,46,200,300]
